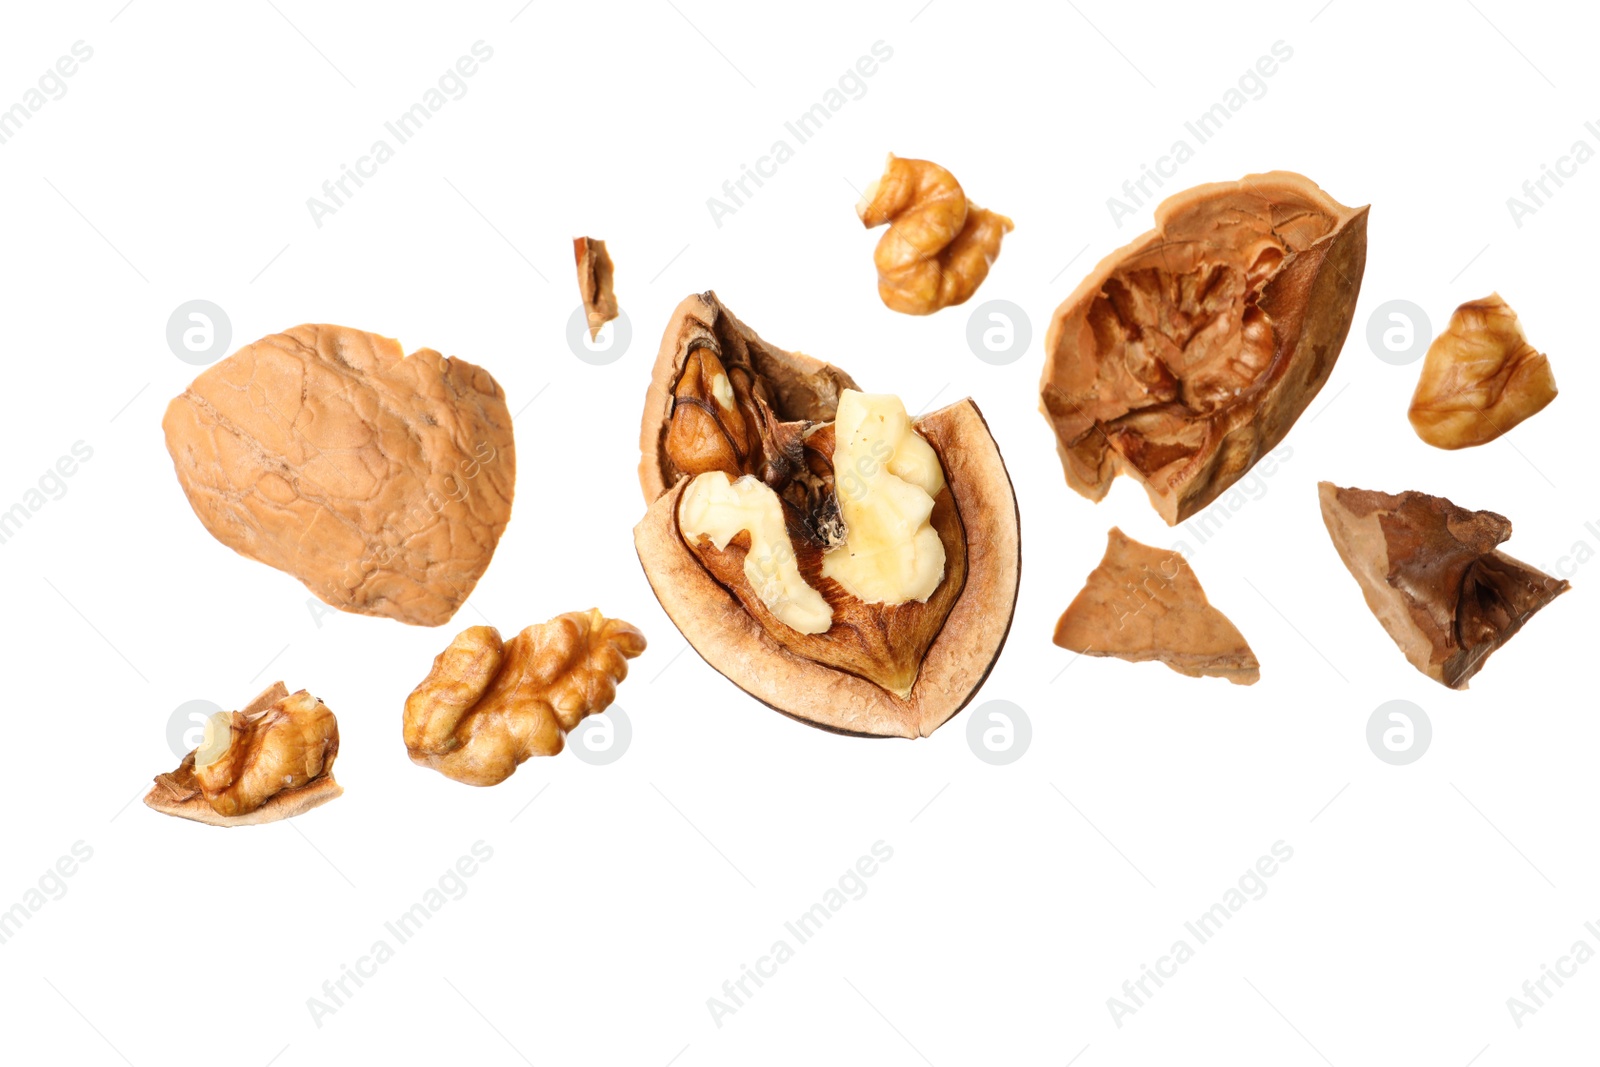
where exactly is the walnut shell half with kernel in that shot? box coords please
[634,292,1021,738]
[1040,172,1368,525]
[145,682,342,827]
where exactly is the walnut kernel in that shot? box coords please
[404,610,647,786]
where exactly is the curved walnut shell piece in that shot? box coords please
[856,154,1012,315]
[1408,293,1557,449]
[1318,482,1569,689]
[145,682,343,827]
[162,324,516,627]
[574,237,619,341]
[1040,172,1368,525]
[404,611,647,786]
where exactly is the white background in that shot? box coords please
[0,1,1595,1064]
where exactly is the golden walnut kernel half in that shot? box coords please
[1054,527,1259,685]
[404,610,647,786]
[573,237,619,341]
[145,682,342,827]
[856,154,1013,315]
[163,325,515,628]
[1318,482,1569,689]
[634,292,1021,739]
[1408,293,1558,449]
[1040,172,1368,525]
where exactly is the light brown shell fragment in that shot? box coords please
[1317,482,1569,689]
[856,154,1012,315]
[574,237,619,341]
[1053,527,1259,684]
[1408,293,1557,449]
[162,325,516,627]
[404,610,647,786]
[1040,172,1368,525]
[634,292,1021,738]
[145,682,343,827]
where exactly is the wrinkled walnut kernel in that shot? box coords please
[856,154,1012,315]
[146,681,343,825]
[1408,293,1557,450]
[404,610,646,786]
[195,691,340,816]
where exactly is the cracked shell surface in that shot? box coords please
[162,324,516,627]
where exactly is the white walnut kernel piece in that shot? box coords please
[822,391,947,606]
[679,472,833,635]
[403,610,647,786]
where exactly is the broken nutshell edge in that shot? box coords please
[633,291,1021,739]
[1054,527,1260,685]
[1317,482,1570,689]
[574,237,619,341]
[403,609,647,786]
[1039,171,1369,526]
[144,682,343,828]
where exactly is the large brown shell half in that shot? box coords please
[1040,172,1368,525]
